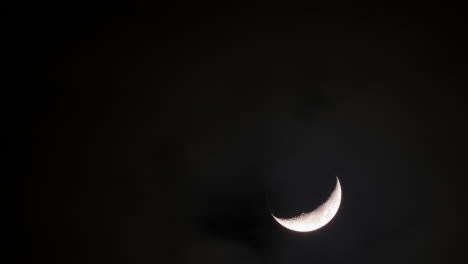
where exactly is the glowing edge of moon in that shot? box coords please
[272,177,342,232]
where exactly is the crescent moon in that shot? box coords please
[272,177,342,232]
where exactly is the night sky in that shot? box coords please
[11,4,467,264]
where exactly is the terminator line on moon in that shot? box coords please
[272,177,342,232]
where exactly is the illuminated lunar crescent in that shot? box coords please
[272,177,342,232]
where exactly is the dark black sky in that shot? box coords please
[10,4,468,264]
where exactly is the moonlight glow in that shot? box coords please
[272,177,342,232]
